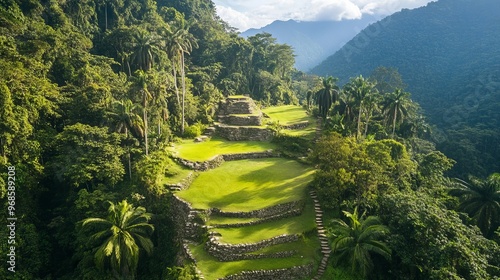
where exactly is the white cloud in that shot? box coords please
[213,0,435,32]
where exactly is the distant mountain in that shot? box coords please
[311,0,500,176]
[241,16,379,71]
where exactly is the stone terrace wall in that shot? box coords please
[211,250,297,262]
[174,155,225,171]
[222,150,275,161]
[219,263,314,280]
[210,208,302,228]
[216,125,273,141]
[219,99,258,115]
[206,233,300,255]
[173,150,276,171]
[219,114,263,126]
[282,121,310,130]
[210,200,305,219]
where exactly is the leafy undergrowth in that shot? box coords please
[176,158,314,212]
[169,137,275,162]
[319,262,363,280]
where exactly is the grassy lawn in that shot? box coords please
[190,237,318,280]
[215,200,316,244]
[282,123,317,140]
[162,162,193,186]
[262,105,314,125]
[177,158,314,212]
[169,137,275,162]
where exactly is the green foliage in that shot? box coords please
[135,149,173,196]
[310,133,415,209]
[50,123,125,188]
[450,173,500,238]
[312,0,500,176]
[81,200,154,279]
[166,264,199,280]
[329,207,391,278]
[379,191,500,279]
[183,122,205,138]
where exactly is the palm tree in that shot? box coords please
[382,89,411,138]
[131,28,159,72]
[82,200,154,279]
[330,207,391,278]
[361,91,381,138]
[343,76,377,138]
[165,20,198,134]
[450,173,500,238]
[315,76,339,119]
[110,99,143,179]
[132,70,152,155]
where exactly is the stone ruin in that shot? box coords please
[215,96,273,141]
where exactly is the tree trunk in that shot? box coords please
[104,3,108,31]
[143,91,149,155]
[181,51,186,135]
[125,128,132,180]
[357,103,363,139]
[364,112,371,138]
[392,106,398,138]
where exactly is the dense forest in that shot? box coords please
[1,0,500,279]
[311,0,500,178]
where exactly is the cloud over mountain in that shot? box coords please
[213,0,435,31]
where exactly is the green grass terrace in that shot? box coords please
[168,137,275,162]
[176,158,314,212]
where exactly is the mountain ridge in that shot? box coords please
[241,16,379,71]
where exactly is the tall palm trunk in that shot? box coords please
[392,105,398,138]
[142,90,149,155]
[357,102,363,139]
[125,127,132,180]
[364,112,371,138]
[181,51,186,134]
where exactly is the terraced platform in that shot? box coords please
[167,104,331,279]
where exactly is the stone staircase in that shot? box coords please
[310,190,332,280]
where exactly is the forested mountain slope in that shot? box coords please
[311,0,500,176]
[0,0,299,278]
[242,16,378,71]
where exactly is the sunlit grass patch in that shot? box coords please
[262,105,314,125]
[177,158,314,212]
[162,161,193,186]
[190,238,317,280]
[215,200,316,244]
[169,137,275,162]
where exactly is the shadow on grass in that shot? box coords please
[206,172,313,211]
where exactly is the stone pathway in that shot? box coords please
[310,190,331,280]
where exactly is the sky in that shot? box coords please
[212,0,436,32]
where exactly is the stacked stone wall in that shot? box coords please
[206,233,300,256]
[219,114,263,126]
[218,263,314,280]
[210,200,304,219]
[219,99,258,115]
[174,151,276,171]
[282,121,310,130]
[216,125,273,141]
[210,208,302,228]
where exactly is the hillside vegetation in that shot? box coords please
[311,0,500,177]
